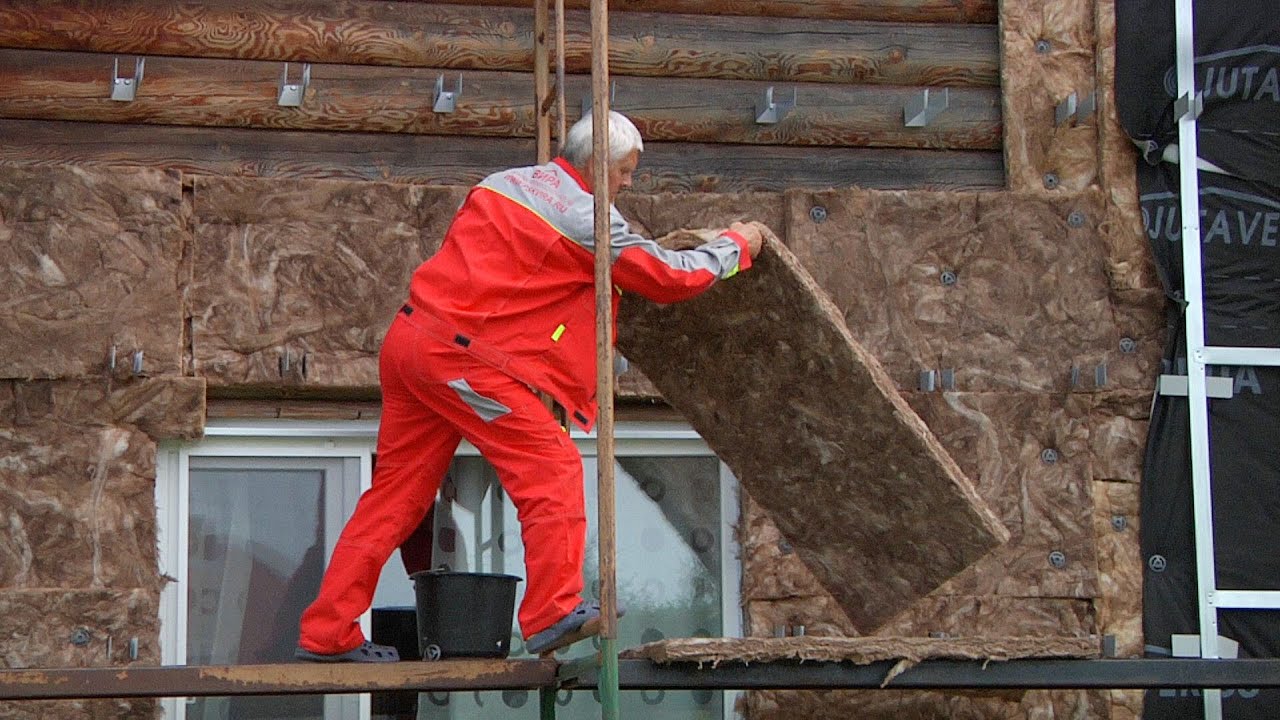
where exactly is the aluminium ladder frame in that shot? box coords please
[1172,1,1280,719]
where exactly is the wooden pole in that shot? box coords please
[555,0,568,152]
[534,0,551,163]
[588,0,619,716]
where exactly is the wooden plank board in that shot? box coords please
[616,227,1009,632]
[0,120,1006,192]
[0,1,998,87]
[0,660,558,700]
[0,49,1001,150]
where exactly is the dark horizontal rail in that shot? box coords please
[4,658,1279,701]
[571,658,1280,691]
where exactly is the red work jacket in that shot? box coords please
[407,157,751,430]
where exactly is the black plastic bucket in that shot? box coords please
[410,569,521,660]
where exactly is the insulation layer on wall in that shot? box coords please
[0,166,186,379]
[784,188,1163,395]
[1000,0,1099,193]
[188,177,467,389]
[0,590,158,718]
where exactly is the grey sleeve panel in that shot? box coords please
[565,202,744,280]
[480,162,744,279]
[447,378,512,423]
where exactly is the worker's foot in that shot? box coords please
[525,600,626,656]
[294,641,400,663]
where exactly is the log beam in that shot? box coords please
[0,49,1000,150]
[404,0,998,24]
[0,1,998,87]
[0,119,1005,191]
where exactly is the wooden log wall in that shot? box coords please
[0,0,1004,191]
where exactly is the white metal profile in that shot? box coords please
[1172,0,1280,718]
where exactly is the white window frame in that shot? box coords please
[157,418,742,719]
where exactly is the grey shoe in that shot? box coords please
[525,600,627,656]
[295,640,400,663]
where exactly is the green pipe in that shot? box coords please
[540,685,557,720]
[599,637,620,720]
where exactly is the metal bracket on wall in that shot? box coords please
[755,86,796,124]
[904,87,948,127]
[277,63,311,107]
[1172,634,1239,659]
[111,57,145,102]
[1174,91,1204,121]
[434,74,462,113]
[1055,90,1097,126]
[1157,374,1235,399]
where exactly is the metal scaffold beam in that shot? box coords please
[4,658,1280,701]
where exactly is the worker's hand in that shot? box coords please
[729,221,764,258]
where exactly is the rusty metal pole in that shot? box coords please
[588,0,619,716]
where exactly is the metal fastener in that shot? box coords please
[940,270,958,286]
[1148,554,1167,572]
[778,539,793,555]
[1112,515,1128,532]
[70,628,91,647]
[1119,337,1137,354]
[1041,448,1059,464]
[1067,210,1086,228]
[1049,551,1067,569]
[1035,39,1053,54]
[809,206,828,223]
[1043,173,1060,190]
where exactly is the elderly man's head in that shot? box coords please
[560,111,644,202]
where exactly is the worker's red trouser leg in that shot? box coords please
[298,314,586,653]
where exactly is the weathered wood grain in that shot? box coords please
[0,119,1006,191]
[414,0,998,24]
[0,49,1001,150]
[0,2,998,78]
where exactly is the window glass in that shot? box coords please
[397,454,725,720]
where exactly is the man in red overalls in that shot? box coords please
[296,111,763,661]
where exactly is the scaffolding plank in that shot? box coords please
[0,660,558,701]
[616,226,1009,632]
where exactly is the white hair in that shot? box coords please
[560,111,644,167]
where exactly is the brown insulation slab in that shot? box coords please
[0,166,186,379]
[0,589,158,719]
[908,393,1099,598]
[0,589,158,717]
[617,225,1008,633]
[1094,0,1157,300]
[0,423,158,590]
[784,188,1162,394]
[746,596,1097,644]
[1000,0,1098,192]
[621,635,1098,666]
[1089,391,1150,483]
[1093,480,1143,658]
[0,589,159,667]
[188,177,467,388]
[1,378,206,440]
